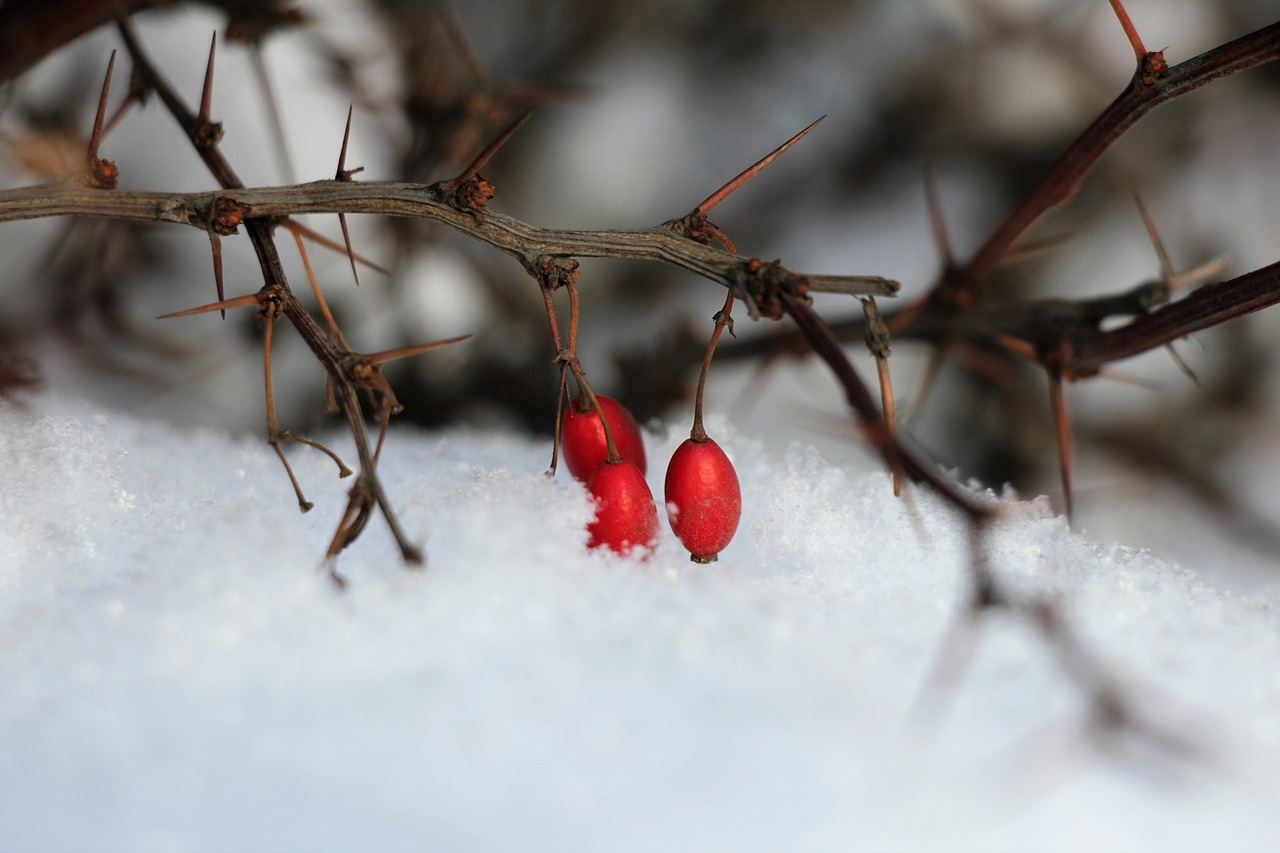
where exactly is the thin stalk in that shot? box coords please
[691,288,736,442]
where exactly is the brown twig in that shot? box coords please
[0,180,900,300]
[115,19,422,569]
[690,289,737,443]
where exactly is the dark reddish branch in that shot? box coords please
[1068,260,1280,377]
[0,0,159,83]
[783,291,1180,744]
[1107,0,1147,63]
[917,19,1280,316]
[779,291,992,524]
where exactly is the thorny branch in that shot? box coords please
[904,17,1280,318]
[714,9,1280,524]
[0,18,893,575]
[1065,261,1280,376]
[0,1,1274,757]
[112,19,424,570]
[0,182,899,303]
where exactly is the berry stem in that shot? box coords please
[569,361,620,462]
[860,296,902,497]
[558,281,622,462]
[566,278,581,355]
[538,266,567,474]
[691,288,736,442]
[548,365,568,475]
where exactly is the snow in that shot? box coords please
[2,396,1277,852]
[2,1,1279,848]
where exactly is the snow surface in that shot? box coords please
[1,395,1277,852]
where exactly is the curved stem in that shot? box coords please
[691,288,736,442]
[569,361,619,463]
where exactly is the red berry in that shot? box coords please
[586,458,659,555]
[664,437,741,563]
[561,395,647,482]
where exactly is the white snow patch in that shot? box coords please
[0,395,1276,852]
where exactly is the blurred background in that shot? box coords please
[1,0,1277,589]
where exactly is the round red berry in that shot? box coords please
[561,395,647,482]
[664,437,741,562]
[586,458,659,554]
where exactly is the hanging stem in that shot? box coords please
[569,360,619,462]
[861,295,901,497]
[262,299,313,512]
[691,288,737,442]
[538,280,568,474]
[1048,370,1074,525]
[559,279,619,461]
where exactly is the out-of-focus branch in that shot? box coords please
[1066,261,1280,377]
[901,18,1280,320]
[0,0,159,84]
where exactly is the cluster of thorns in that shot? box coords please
[1,0,1278,759]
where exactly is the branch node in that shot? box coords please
[740,258,809,320]
[529,256,581,292]
[432,109,532,222]
[206,196,246,235]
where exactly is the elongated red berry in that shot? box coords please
[664,437,741,563]
[561,395,647,482]
[587,458,659,555]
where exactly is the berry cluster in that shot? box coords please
[558,290,742,562]
[560,393,741,562]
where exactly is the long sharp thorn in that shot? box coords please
[364,335,473,364]
[1049,371,1075,526]
[1108,0,1147,63]
[905,346,945,427]
[339,214,360,287]
[1134,194,1175,282]
[1001,233,1073,266]
[282,220,389,276]
[694,115,825,215]
[336,104,354,177]
[157,292,261,319]
[439,1,487,83]
[924,163,954,267]
[454,109,534,184]
[103,63,142,136]
[995,334,1038,362]
[333,105,365,180]
[209,231,226,318]
[335,105,362,287]
[199,32,216,124]
[87,51,117,164]
[1172,257,1227,291]
[289,228,349,348]
[1164,343,1199,386]
[1095,366,1162,390]
[209,193,225,318]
